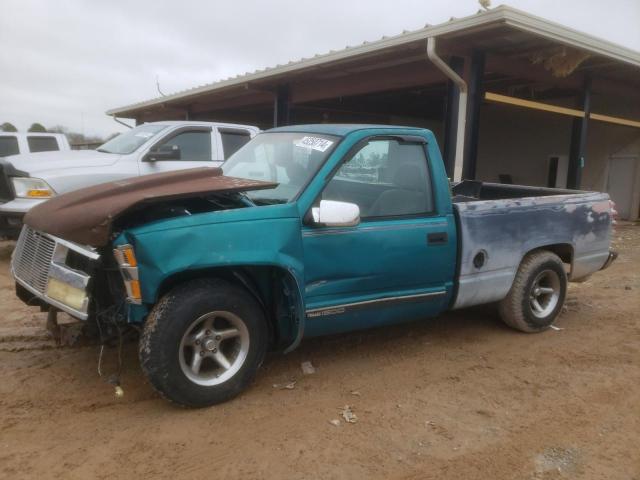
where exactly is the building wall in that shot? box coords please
[583,123,640,191]
[475,102,640,219]
[475,103,573,186]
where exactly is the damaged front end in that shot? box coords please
[10,224,131,348]
[12,226,100,320]
[11,167,278,328]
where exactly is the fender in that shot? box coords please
[114,203,308,351]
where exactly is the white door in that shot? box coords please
[547,155,568,188]
[139,127,221,175]
[607,155,639,220]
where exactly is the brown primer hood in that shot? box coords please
[24,167,277,247]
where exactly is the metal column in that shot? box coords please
[567,77,592,190]
[273,85,291,127]
[462,50,485,180]
[426,37,467,182]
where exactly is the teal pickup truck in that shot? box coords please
[11,125,616,407]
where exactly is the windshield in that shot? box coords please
[97,124,168,154]
[222,132,339,204]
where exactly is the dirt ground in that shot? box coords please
[1,225,639,480]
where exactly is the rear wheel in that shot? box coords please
[498,251,567,333]
[139,278,267,407]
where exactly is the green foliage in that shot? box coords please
[28,122,47,132]
[0,122,18,132]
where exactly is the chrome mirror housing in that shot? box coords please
[312,200,360,227]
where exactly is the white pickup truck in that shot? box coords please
[0,121,259,238]
[0,132,71,156]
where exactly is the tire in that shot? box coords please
[139,278,268,407]
[498,251,567,333]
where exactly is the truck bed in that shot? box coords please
[451,180,576,202]
[451,181,613,310]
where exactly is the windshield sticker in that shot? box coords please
[295,136,334,152]
[134,132,155,138]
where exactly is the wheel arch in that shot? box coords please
[156,264,305,353]
[522,243,574,276]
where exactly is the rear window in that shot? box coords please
[27,136,59,153]
[0,136,20,156]
[220,129,252,160]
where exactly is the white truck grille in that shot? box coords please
[11,226,100,319]
[12,226,56,294]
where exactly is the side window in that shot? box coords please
[0,136,20,156]
[27,136,59,153]
[158,130,211,161]
[322,139,434,218]
[220,129,252,159]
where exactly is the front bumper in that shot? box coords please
[0,198,46,238]
[11,226,99,320]
[600,249,618,271]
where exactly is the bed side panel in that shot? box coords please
[452,192,611,309]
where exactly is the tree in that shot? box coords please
[48,124,112,147]
[0,122,17,132]
[28,123,47,132]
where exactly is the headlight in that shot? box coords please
[46,277,88,311]
[12,177,56,199]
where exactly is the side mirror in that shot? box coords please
[143,144,181,162]
[311,200,360,227]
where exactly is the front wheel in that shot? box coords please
[498,251,567,333]
[139,278,268,407]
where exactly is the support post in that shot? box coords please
[442,56,464,179]
[273,85,291,127]
[462,50,485,180]
[567,77,592,190]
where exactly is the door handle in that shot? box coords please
[427,232,448,245]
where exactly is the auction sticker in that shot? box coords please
[295,136,334,152]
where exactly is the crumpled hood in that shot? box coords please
[24,167,277,247]
[7,150,119,175]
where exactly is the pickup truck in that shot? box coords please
[10,124,617,407]
[0,121,259,238]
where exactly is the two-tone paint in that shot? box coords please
[110,125,614,353]
[453,190,612,309]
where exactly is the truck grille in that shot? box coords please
[12,226,56,294]
[0,162,14,202]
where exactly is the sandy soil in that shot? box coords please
[1,225,639,480]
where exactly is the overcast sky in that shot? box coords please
[1,0,638,138]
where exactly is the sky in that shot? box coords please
[1,0,639,138]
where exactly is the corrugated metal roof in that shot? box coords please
[107,5,640,117]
